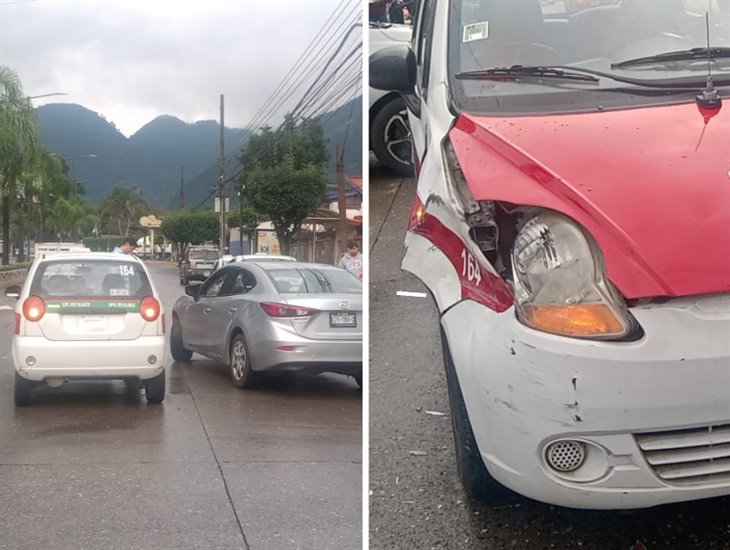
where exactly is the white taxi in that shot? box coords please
[371,0,730,509]
[5,252,167,406]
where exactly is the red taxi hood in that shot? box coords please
[450,103,730,299]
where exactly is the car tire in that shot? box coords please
[441,328,510,503]
[371,97,414,177]
[171,317,193,362]
[229,333,259,389]
[14,372,35,407]
[144,371,166,404]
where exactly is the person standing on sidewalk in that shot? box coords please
[338,240,363,279]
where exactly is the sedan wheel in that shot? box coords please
[230,333,259,389]
[171,317,193,362]
[372,97,414,177]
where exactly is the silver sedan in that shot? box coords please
[171,261,362,388]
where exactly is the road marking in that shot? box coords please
[396,291,427,298]
[0,305,14,311]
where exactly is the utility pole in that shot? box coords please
[336,144,347,261]
[239,190,243,254]
[179,166,185,208]
[218,94,226,254]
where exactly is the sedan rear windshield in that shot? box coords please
[189,250,220,260]
[267,268,362,294]
[30,260,153,298]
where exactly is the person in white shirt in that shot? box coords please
[338,240,363,278]
[113,238,138,255]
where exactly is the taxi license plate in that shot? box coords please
[330,313,356,328]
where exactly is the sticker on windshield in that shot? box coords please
[119,264,135,277]
[463,21,489,43]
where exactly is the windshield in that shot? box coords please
[31,259,153,298]
[267,268,362,294]
[449,0,730,114]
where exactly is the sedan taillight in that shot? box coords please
[140,296,161,322]
[23,296,45,322]
[260,302,318,318]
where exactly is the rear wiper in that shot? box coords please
[455,65,599,83]
[612,47,730,69]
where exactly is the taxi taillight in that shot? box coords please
[140,296,161,322]
[22,296,45,322]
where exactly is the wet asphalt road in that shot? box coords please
[368,162,730,550]
[0,262,362,550]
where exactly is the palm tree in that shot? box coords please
[0,66,41,264]
[98,186,147,237]
[45,196,98,241]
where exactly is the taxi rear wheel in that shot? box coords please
[14,372,35,407]
[144,371,166,404]
[441,329,510,504]
[171,317,193,362]
[230,333,259,389]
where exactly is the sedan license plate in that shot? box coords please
[330,312,356,328]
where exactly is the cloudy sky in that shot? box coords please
[0,0,360,137]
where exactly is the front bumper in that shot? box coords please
[441,295,730,509]
[13,335,166,382]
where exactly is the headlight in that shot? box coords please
[511,211,637,339]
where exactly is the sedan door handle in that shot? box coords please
[228,307,238,314]
[203,307,212,314]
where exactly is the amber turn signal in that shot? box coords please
[522,303,625,337]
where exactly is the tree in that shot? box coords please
[45,197,98,241]
[98,186,148,236]
[226,206,259,229]
[0,66,42,264]
[159,209,218,255]
[239,118,327,255]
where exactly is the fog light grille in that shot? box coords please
[636,423,730,486]
[546,440,586,472]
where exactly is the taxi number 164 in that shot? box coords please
[460,249,482,285]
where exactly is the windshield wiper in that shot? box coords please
[612,47,730,69]
[456,66,599,83]
[456,64,730,89]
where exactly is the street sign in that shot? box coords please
[214,198,230,213]
[140,215,162,228]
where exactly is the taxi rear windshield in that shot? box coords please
[30,260,153,298]
[267,268,362,294]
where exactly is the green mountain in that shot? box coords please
[36,98,362,209]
